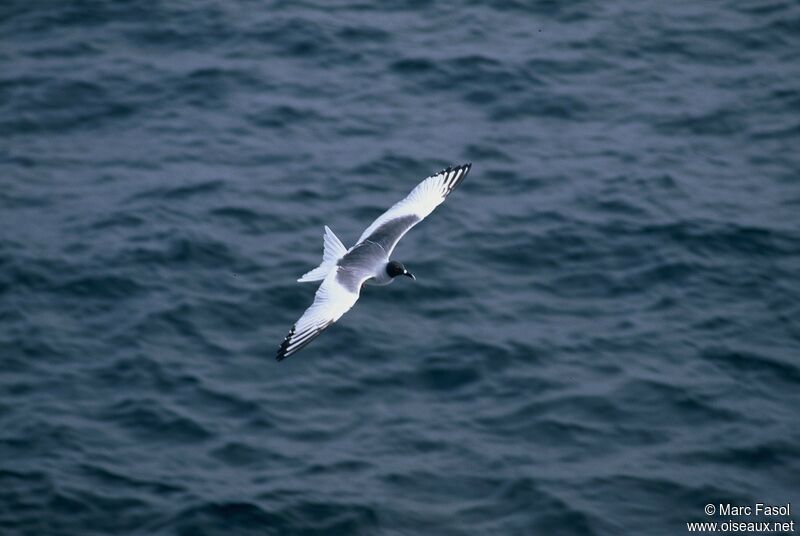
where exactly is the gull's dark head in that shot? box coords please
[386,260,415,281]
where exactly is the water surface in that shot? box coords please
[1,1,799,534]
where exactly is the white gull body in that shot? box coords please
[277,163,471,361]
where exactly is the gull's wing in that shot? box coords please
[356,163,471,256]
[276,268,365,361]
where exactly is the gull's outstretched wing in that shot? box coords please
[276,268,365,361]
[356,163,471,256]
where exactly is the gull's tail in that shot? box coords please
[297,226,347,282]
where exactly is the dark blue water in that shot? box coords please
[2,1,799,534]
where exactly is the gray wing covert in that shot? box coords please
[335,241,386,293]
[361,214,421,254]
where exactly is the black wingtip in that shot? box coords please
[437,163,472,194]
[276,325,296,361]
[439,162,472,175]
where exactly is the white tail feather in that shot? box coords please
[297,226,347,283]
[322,225,347,263]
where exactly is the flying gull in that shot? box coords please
[277,163,472,361]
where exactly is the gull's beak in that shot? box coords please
[404,270,416,281]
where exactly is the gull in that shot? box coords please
[277,163,472,361]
